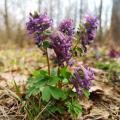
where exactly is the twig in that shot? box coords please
[100,102,120,119]
[0,85,21,102]
[34,101,51,120]
[0,106,9,119]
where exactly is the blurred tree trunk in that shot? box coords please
[79,0,83,23]
[98,0,103,41]
[111,0,120,45]
[57,0,60,25]
[4,0,10,39]
[74,0,78,26]
[38,0,41,12]
[49,0,53,18]
[65,0,73,18]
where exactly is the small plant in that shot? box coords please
[25,11,99,119]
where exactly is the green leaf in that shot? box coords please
[27,76,49,97]
[27,86,40,97]
[32,70,48,77]
[60,67,71,79]
[41,86,66,102]
[48,76,60,85]
[66,100,82,117]
[60,67,67,77]
[49,86,66,100]
[32,70,41,77]
[42,86,51,102]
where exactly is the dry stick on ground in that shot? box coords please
[34,101,52,120]
[0,85,21,102]
[0,85,24,119]
[0,106,9,119]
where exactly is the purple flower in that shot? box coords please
[26,12,53,44]
[108,49,120,58]
[70,65,94,97]
[79,15,99,52]
[85,15,99,28]
[50,31,72,66]
[59,19,74,36]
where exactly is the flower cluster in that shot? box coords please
[26,12,53,44]
[59,19,74,36]
[70,65,94,97]
[50,31,72,66]
[26,11,98,69]
[79,15,99,52]
[50,19,74,66]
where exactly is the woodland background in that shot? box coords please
[0,0,120,47]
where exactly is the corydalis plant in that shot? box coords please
[26,11,98,119]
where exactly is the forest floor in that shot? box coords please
[0,47,120,120]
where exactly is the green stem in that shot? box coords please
[57,66,60,76]
[57,67,62,88]
[46,48,50,76]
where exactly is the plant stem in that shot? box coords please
[57,66,60,76]
[57,67,62,88]
[46,48,50,76]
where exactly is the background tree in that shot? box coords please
[49,0,53,18]
[98,0,103,41]
[111,0,120,45]
[57,0,61,25]
[79,0,83,23]
[4,0,10,40]
[74,0,78,26]
[38,0,42,12]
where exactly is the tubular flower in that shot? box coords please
[50,31,72,66]
[26,12,53,44]
[59,19,74,36]
[79,15,99,52]
[70,65,94,97]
